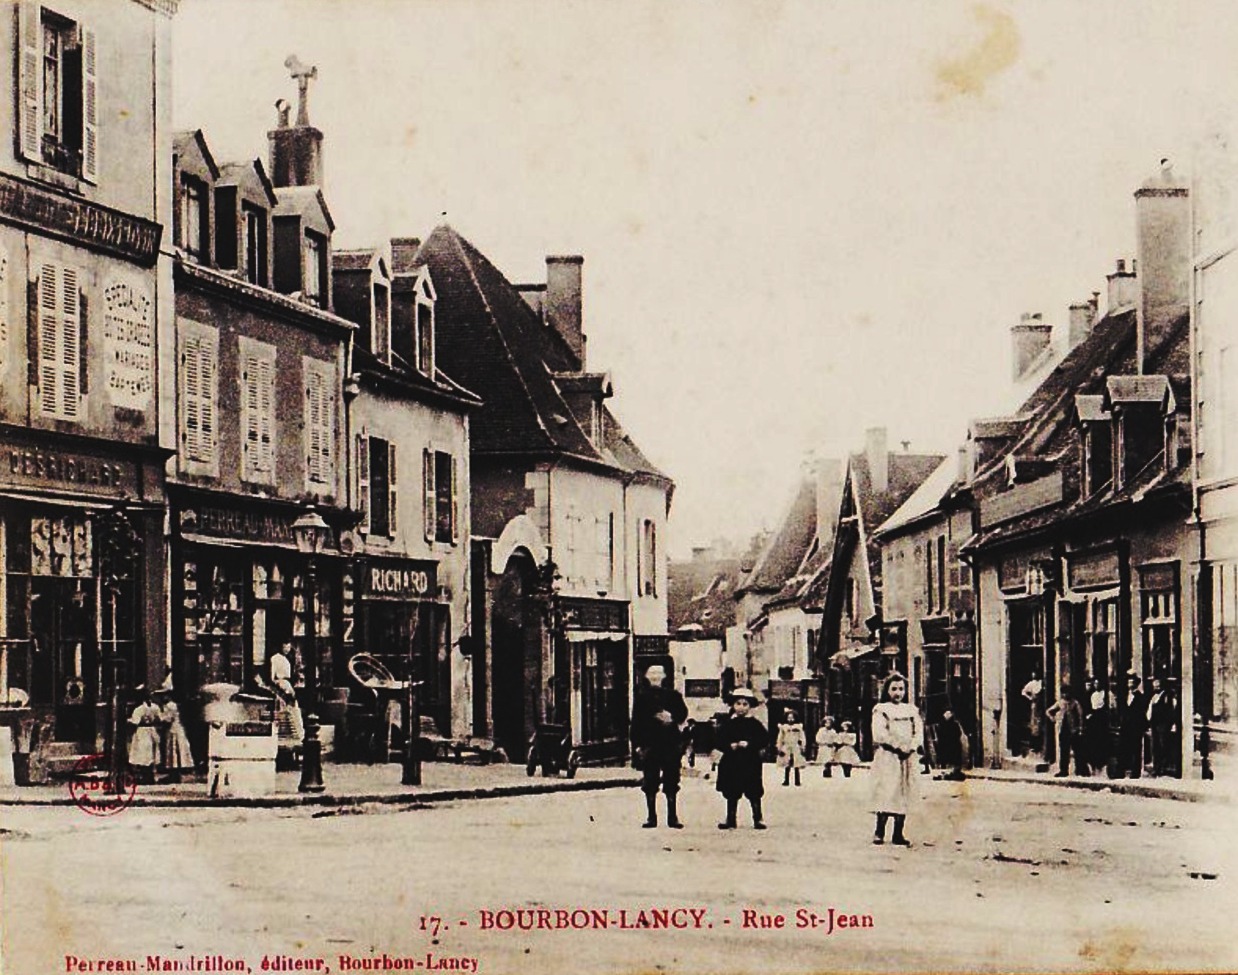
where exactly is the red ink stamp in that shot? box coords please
[68,754,137,816]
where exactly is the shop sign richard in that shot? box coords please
[361,559,438,601]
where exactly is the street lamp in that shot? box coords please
[293,505,330,793]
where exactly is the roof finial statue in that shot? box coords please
[284,54,318,126]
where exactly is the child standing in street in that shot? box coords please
[716,688,768,829]
[154,682,195,783]
[777,708,806,787]
[127,688,161,785]
[831,719,861,778]
[870,673,922,846]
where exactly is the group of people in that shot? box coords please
[631,664,925,844]
[1041,672,1180,779]
[127,683,196,784]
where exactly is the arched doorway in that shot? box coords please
[491,551,543,762]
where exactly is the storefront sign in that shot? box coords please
[0,172,161,265]
[1067,549,1120,592]
[360,558,437,600]
[177,503,297,546]
[102,278,154,410]
[1,439,137,496]
[561,596,629,632]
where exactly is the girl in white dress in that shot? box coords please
[870,673,922,846]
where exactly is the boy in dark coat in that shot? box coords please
[715,688,768,830]
[630,664,689,828]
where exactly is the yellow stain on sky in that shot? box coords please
[936,4,1021,101]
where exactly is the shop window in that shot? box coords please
[239,337,276,485]
[1086,597,1119,690]
[423,449,458,545]
[31,260,83,422]
[1140,564,1180,682]
[18,4,97,183]
[179,321,218,474]
[303,357,334,489]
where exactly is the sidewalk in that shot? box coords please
[0,761,641,808]
[963,766,1237,803]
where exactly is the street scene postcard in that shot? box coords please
[5,1,1238,973]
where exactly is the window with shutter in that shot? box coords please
[368,436,390,537]
[33,260,82,421]
[239,338,276,485]
[450,455,459,544]
[434,451,452,543]
[303,358,332,488]
[356,433,370,532]
[180,321,218,473]
[19,4,93,181]
[423,448,435,543]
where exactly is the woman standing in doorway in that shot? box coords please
[870,673,922,846]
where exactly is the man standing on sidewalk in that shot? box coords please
[1119,673,1149,778]
[630,664,688,829]
[1046,684,1088,777]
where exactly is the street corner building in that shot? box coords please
[0,0,176,780]
[415,229,673,768]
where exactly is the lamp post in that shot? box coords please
[402,605,422,786]
[293,506,330,793]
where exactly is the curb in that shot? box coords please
[0,774,643,809]
[962,769,1229,804]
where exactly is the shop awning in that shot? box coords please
[830,644,878,669]
[564,630,629,643]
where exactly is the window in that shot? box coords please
[373,282,390,361]
[1140,564,1180,682]
[925,540,934,613]
[303,357,333,489]
[243,205,267,286]
[179,321,218,473]
[179,177,208,260]
[638,519,658,597]
[303,232,326,306]
[239,338,276,485]
[423,449,458,544]
[416,299,434,376]
[19,5,96,182]
[32,260,82,421]
[365,437,395,537]
[1083,422,1113,498]
[937,534,947,613]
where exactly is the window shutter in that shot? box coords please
[200,335,215,461]
[635,518,643,595]
[0,245,9,378]
[182,336,200,458]
[304,371,319,486]
[18,2,41,162]
[423,448,434,543]
[450,454,459,543]
[242,354,259,480]
[356,433,370,533]
[388,441,398,537]
[258,356,275,478]
[36,263,59,417]
[649,521,657,597]
[80,25,98,183]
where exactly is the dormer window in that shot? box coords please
[1075,394,1112,498]
[243,205,267,286]
[303,232,325,306]
[415,277,435,376]
[372,280,390,362]
[179,176,208,261]
[19,5,97,183]
[1104,376,1175,491]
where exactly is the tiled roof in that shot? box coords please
[669,556,742,637]
[876,455,958,538]
[1074,394,1108,423]
[851,451,945,594]
[1105,374,1175,409]
[333,249,376,272]
[738,477,818,595]
[351,345,482,409]
[273,186,335,232]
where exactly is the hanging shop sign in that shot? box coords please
[360,558,437,601]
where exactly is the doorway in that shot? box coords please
[491,553,543,762]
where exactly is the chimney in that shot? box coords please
[390,237,421,276]
[1134,158,1190,373]
[268,56,325,188]
[865,427,888,495]
[1068,297,1098,348]
[956,444,971,485]
[545,255,585,368]
[1011,312,1053,382]
[813,457,842,555]
[1106,258,1138,313]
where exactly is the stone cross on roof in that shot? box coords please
[284,54,318,126]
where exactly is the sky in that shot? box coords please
[171,1,1238,557]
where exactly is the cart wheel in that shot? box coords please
[565,750,580,779]
[525,746,538,777]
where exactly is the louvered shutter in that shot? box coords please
[258,356,274,478]
[450,455,459,543]
[200,335,215,459]
[304,370,320,485]
[242,354,260,480]
[356,433,370,533]
[81,25,98,183]
[423,448,434,543]
[388,442,398,537]
[60,266,80,419]
[322,379,334,482]
[18,2,41,162]
[182,335,200,458]
[36,264,58,417]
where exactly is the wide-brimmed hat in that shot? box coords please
[728,687,759,704]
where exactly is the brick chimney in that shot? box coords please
[545,255,585,368]
[268,56,324,188]
[865,427,888,495]
[1011,313,1052,382]
[1106,258,1138,313]
[1068,295,1098,348]
[1134,158,1190,373]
